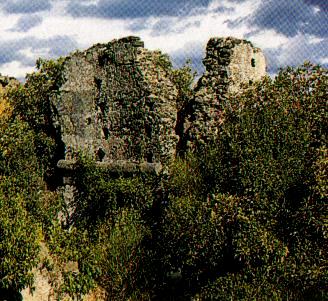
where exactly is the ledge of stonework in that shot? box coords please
[57,159,162,175]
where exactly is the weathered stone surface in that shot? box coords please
[182,37,266,148]
[52,36,178,165]
[51,36,266,166]
[57,159,162,175]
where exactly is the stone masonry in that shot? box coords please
[52,36,178,165]
[182,37,266,148]
[51,36,266,171]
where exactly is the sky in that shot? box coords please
[0,0,326,81]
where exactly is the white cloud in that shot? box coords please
[0,0,325,79]
[19,47,51,60]
[0,61,36,79]
[247,29,289,49]
[271,33,327,67]
[23,0,259,54]
[24,1,133,49]
[308,35,324,44]
[321,57,328,64]
[132,0,259,53]
[313,5,320,14]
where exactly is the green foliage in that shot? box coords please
[153,53,173,71]
[171,59,196,109]
[96,209,149,300]
[0,118,42,291]
[0,118,39,182]
[0,55,326,301]
[70,155,155,229]
[41,155,155,300]
[12,58,65,131]
[41,62,326,300]
[151,63,327,300]
[0,186,40,291]
[45,220,101,299]
[7,58,65,179]
[0,67,65,292]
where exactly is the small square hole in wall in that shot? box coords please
[103,127,109,140]
[251,58,256,67]
[96,148,106,161]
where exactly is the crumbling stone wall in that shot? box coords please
[181,37,266,148]
[52,36,266,169]
[52,36,178,165]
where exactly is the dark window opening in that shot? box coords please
[146,152,153,163]
[96,148,106,162]
[94,77,102,90]
[102,127,109,140]
[251,58,256,67]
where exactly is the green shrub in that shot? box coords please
[0,181,40,292]
[96,209,150,300]
[155,63,327,300]
[7,58,65,183]
[0,95,61,292]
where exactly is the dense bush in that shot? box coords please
[0,184,40,291]
[7,58,65,185]
[0,57,326,301]
[154,63,327,300]
[0,115,42,292]
[0,64,64,293]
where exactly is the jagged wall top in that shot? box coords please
[203,37,266,93]
[51,36,266,166]
[182,36,266,148]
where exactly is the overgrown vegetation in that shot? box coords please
[0,59,326,301]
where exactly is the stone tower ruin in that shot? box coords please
[181,37,266,148]
[51,36,266,171]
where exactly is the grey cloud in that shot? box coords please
[66,0,211,18]
[226,0,327,38]
[10,15,43,32]
[128,14,202,36]
[150,19,201,36]
[0,35,78,68]
[213,6,235,14]
[225,0,327,74]
[225,16,249,29]
[170,41,205,78]
[263,37,328,75]
[151,19,176,35]
[2,0,51,14]
[46,36,78,58]
[250,0,328,37]
[128,19,152,31]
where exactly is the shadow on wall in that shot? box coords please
[0,289,22,301]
